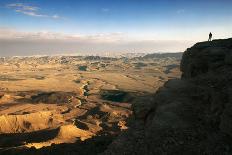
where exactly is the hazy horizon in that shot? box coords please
[0,36,193,57]
[0,0,232,56]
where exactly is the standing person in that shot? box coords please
[208,32,212,41]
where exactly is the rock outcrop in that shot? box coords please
[103,38,232,155]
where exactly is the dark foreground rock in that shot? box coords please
[102,38,232,155]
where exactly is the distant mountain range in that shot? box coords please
[0,52,183,60]
[142,52,183,59]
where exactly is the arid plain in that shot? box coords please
[0,54,181,154]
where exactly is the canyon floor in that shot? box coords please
[0,54,181,154]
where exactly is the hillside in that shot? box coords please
[103,38,232,155]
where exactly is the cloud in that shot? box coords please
[7,3,38,11]
[177,9,185,14]
[0,28,194,56]
[101,8,110,12]
[52,15,60,19]
[6,3,60,19]
[0,28,125,42]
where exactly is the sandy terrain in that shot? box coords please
[0,54,181,154]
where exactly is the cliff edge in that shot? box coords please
[103,38,232,155]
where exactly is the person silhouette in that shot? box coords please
[208,32,212,41]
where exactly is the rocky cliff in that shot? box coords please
[103,38,232,155]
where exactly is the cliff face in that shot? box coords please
[180,38,232,141]
[103,38,232,155]
[181,38,232,78]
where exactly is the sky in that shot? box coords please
[0,0,232,56]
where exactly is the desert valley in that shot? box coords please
[1,0,231,154]
[0,53,181,154]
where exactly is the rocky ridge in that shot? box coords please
[103,38,232,154]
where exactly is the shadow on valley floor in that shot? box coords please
[0,116,135,155]
[0,128,60,148]
[12,89,138,104]
[164,64,179,74]
[0,89,155,155]
[16,91,78,104]
[0,133,115,155]
[99,90,134,103]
